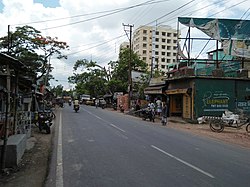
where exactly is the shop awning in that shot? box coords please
[165,88,189,95]
[144,85,166,94]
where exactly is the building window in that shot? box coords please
[167,33,171,37]
[155,51,159,55]
[173,46,177,50]
[143,37,147,41]
[167,59,171,63]
[155,45,159,48]
[162,38,166,42]
[162,45,166,49]
[162,32,166,36]
[143,50,147,54]
[167,46,171,50]
[173,40,177,43]
[143,30,147,34]
[173,52,176,56]
[156,31,159,35]
[174,33,177,37]
[143,57,146,61]
[143,43,147,48]
[155,38,159,42]
[161,58,165,62]
[167,52,171,56]
[161,65,165,69]
[167,39,171,43]
[162,52,166,55]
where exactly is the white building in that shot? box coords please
[133,25,179,75]
[119,42,130,51]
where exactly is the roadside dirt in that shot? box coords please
[0,127,53,187]
[0,112,249,187]
[166,118,250,149]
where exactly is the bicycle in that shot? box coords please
[209,110,250,133]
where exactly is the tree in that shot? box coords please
[69,49,149,98]
[108,48,148,95]
[50,84,64,97]
[0,25,69,83]
[69,60,109,97]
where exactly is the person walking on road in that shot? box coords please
[156,97,162,116]
[161,102,168,126]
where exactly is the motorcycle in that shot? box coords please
[112,103,117,110]
[37,112,52,134]
[141,108,155,122]
[74,105,79,112]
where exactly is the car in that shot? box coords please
[86,99,94,106]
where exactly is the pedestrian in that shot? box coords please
[155,97,162,116]
[135,99,141,111]
[149,101,155,110]
[161,102,168,126]
[95,99,99,108]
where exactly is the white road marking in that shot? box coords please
[109,123,126,132]
[83,108,126,133]
[56,112,64,187]
[151,145,215,179]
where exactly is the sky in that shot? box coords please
[0,0,249,90]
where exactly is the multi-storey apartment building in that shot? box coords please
[133,25,178,75]
[119,42,130,51]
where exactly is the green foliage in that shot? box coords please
[50,84,64,97]
[69,61,108,97]
[0,25,69,82]
[70,49,149,98]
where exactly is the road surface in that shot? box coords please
[45,104,250,187]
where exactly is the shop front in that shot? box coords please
[165,88,192,119]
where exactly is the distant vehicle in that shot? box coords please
[96,98,107,108]
[80,94,91,104]
[86,99,94,106]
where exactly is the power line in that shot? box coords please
[145,0,195,26]
[240,7,250,19]
[66,34,126,56]
[157,0,221,25]
[54,0,250,65]
[38,0,169,30]
[12,0,160,26]
[67,0,249,62]
[208,0,249,17]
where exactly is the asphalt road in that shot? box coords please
[45,104,250,187]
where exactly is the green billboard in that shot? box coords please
[195,79,235,117]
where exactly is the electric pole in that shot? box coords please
[123,23,134,109]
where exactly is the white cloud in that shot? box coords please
[0,0,249,89]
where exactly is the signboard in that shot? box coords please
[235,81,250,112]
[195,79,235,117]
[183,94,191,119]
[178,17,250,58]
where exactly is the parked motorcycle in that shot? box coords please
[38,112,52,134]
[141,108,155,122]
[74,105,79,112]
[113,103,117,110]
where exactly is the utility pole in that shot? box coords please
[1,25,11,171]
[151,24,156,78]
[123,23,134,109]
